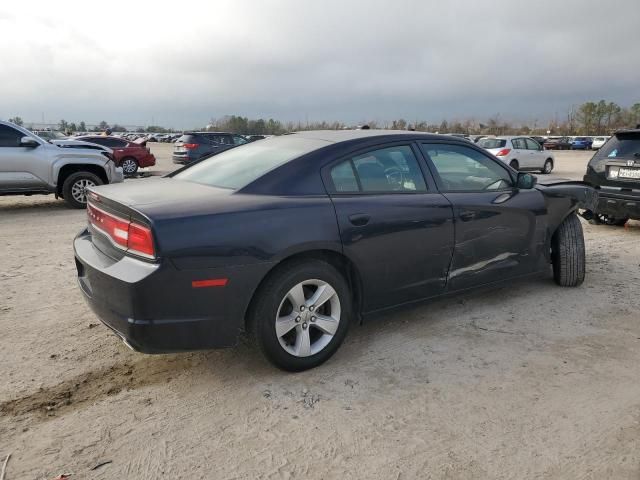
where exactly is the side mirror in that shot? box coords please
[516,172,537,189]
[20,136,40,148]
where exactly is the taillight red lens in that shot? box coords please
[183,143,199,149]
[87,204,155,258]
[127,223,155,257]
[495,148,511,156]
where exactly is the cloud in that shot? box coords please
[1,0,639,128]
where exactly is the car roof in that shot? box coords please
[285,129,444,143]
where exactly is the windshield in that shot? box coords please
[593,132,640,160]
[172,136,328,190]
[478,138,506,149]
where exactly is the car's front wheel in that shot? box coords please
[249,259,352,371]
[541,158,553,174]
[62,172,103,209]
[551,213,585,287]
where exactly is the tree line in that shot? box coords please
[7,100,639,136]
[207,101,640,136]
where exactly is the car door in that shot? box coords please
[0,125,49,191]
[324,143,455,311]
[510,137,529,168]
[525,138,544,169]
[419,142,548,291]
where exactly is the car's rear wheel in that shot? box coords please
[551,213,585,287]
[509,159,519,170]
[541,158,553,174]
[249,259,352,371]
[62,172,102,209]
[121,157,139,175]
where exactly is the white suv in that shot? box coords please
[0,121,123,208]
[478,136,555,174]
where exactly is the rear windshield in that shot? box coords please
[478,138,506,149]
[172,136,327,190]
[574,137,589,141]
[593,132,640,160]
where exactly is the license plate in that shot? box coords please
[175,146,185,153]
[618,167,640,179]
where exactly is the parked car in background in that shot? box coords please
[571,136,593,150]
[246,135,266,142]
[590,136,610,150]
[74,130,597,371]
[478,136,554,173]
[172,132,248,164]
[530,136,547,146]
[76,135,156,175]
[33,130,68,141]
[0,120,123,208]
[583,128,640,226]
[543,137,573,150]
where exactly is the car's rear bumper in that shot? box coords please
[74,228,273,352]
[593,189,640,219]
[172,155,193,165]
[138,152,156,168]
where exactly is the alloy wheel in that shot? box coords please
[275,279,341,357]
[71,179,96,204]
[122,158,138,174]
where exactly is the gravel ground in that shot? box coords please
[1,148,639,479]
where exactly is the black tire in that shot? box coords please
[541,158,553,174]
[509,159,519,170]
[248,259,352,371]
[62,172,103,209]
[551,214,585,287]
[121,157,139,175]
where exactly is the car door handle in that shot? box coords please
[459,210,476,221]
[348,214,370,226]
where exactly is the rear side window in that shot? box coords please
[202,134,233,145]
[329,145,427,193]
[0,125,23,147]
[593,132,640,160]
[478,138,506,149]
[512,138,526,149]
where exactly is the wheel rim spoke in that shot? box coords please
[307,284,336,309]
[295,326,312,357]
[275,313,298,337]
[286,283,306,311]
[312,314,339,335]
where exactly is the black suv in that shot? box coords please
[172,132,248,164]
[583,129,640,225]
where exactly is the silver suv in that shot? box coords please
[0,121,123,208]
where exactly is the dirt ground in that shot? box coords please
[1,148,639,479]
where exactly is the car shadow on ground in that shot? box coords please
[0,197,75,214]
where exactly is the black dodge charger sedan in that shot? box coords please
[74,130,597,371]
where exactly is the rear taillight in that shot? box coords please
[495,148,511,156]
[183,143,199,149]
[87,203,156,259]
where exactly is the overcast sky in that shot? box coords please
[1,0,639,128]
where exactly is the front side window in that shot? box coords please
[329,145,427,194]
[421,143,513,192]
[0,125,23,147]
